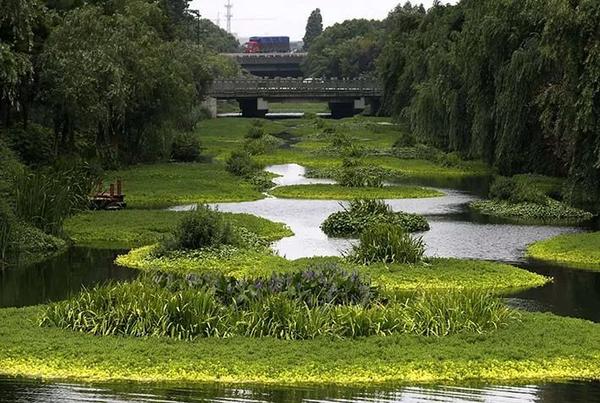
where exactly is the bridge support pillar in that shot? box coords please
[201,97,218,119]
[239,98,269,118]
[329,98,366,119]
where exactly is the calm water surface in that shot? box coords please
[1,378,600,403]
[1,163,599,402]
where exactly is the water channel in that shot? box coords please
[1,163,599,402]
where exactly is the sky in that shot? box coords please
[189,0,456,41]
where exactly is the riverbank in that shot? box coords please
[528,232,600,271]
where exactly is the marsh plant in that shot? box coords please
[41,272,516,340]
[152,262,377,308]
[13,166,96,235]
[171,132,202,162]
[349,223,425,265]
[321,199,430,238]
[226,151,259,177]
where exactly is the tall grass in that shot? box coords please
[13,167,95,235]
[41,280,517,341]
[349,223,425,265]
[0,200,14,263]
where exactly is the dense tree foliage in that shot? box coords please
[304,19,384,79]
[303,8,323,51]
[0,0,238,165]
[379,0,600,205]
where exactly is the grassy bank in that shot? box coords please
[470,199,593,225]
[64,210,293,249]
[196,118,491,180]
[527,232,600,271]
[0,306,598,385]
[106,163,264,209]
[270,185,443,200]
[117,249,549,294]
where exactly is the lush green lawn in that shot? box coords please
[106,163,264,209]
[269,184,443,200]
[0,306,598,385]
[117,248,549,294]
[64,210,293,249]
[527,232,600,271]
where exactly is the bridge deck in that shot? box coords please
[209,78,383,99]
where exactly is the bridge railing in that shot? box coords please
[209,78,383,98]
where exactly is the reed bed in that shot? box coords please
[41,279,517,341]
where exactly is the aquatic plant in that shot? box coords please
[152,261,378,308]
[349,223,425,265]
[40,278,515,341]
[470,199,593,224]
[321,199,429,237]
[13,166,96,235]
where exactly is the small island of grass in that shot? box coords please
[527,232,600,271]
[270,184,443,200]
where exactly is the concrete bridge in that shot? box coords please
[206,78,383,118]
[222,53,307,78]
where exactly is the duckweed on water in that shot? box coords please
[117,247,549,294]
[270,184,443,200]
[527,232,600,271]
[1,306,599,385]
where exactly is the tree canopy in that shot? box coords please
[378,0,600,204]
[303,8,323,51]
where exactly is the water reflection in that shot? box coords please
[0,248,137,308]
[1,378,599,403]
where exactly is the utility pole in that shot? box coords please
[225,0,233,33]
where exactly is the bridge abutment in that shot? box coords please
[239,98,269,118]
[329,97,366,119]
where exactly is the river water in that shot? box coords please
[1,163,599,402]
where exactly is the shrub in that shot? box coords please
[170,205,238,250]
[245,126,265,140]
[393,132,417,148]
[247,172,275,192]
[321,199,430,237]
[330,132,351,148]
[171,132,201,162]
[244,135,283,155]
[341,144,366,159]
[226,151,258,177]
[414,144,443,161]
[349,223,425,265]
[4,123,55,167]
[489,176,547,205]
[337,166,386,188]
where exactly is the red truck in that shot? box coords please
[244,36,290,53]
